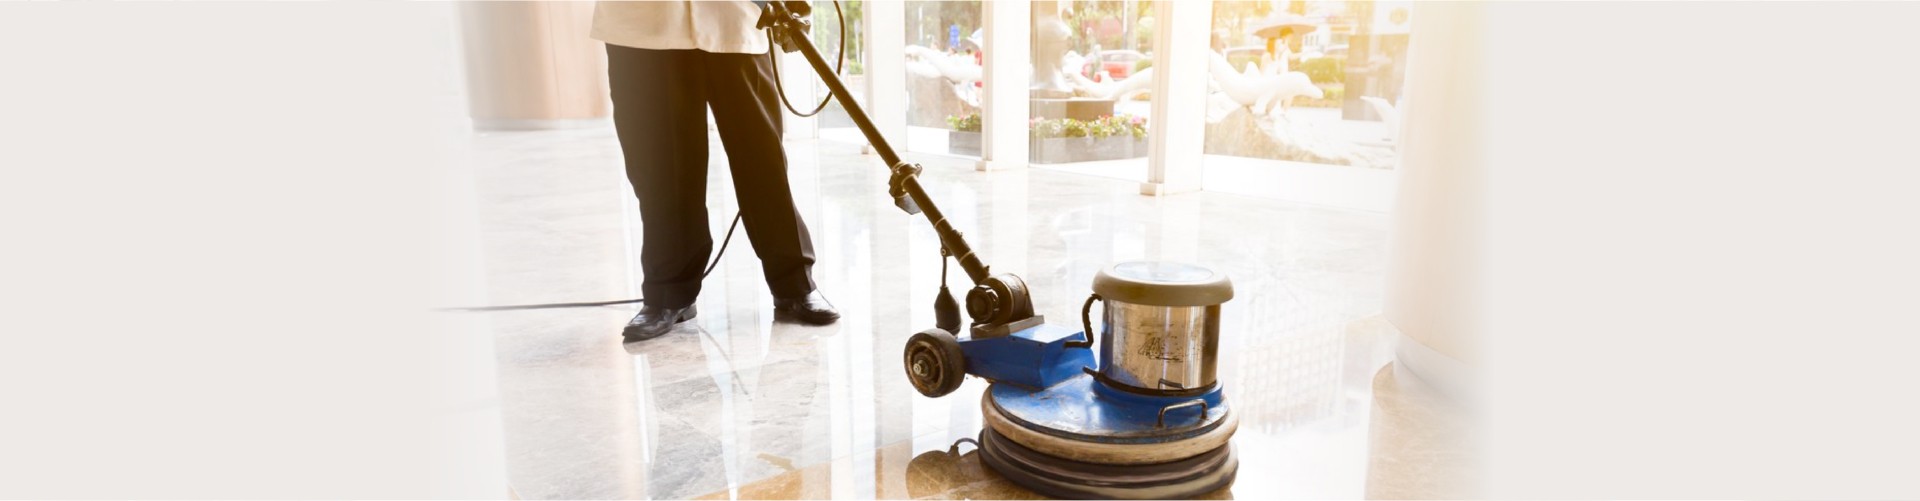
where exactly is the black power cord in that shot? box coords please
[767,0,844,117]
[442,2,845,314]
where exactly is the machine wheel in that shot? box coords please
[904,329,966,397]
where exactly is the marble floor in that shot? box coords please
[449,125,1468,499]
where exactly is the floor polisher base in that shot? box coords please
[981,388,1238,465]
[977,426,1237,500]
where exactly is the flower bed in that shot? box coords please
[946,113,982,156]
[944,114,1152,163]
[1028,114,1149,164]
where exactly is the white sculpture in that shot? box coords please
[1061,50,1086,82]
[903,44,984,106]
[1359,96,1399,143]
[903,58,942,80]
[1207,51,1322,116]
[903,45,982,84]
[1064,50,1322,117]
[925,39,1325,121]
[1069,66,1153,103]
[1111,67,1154,102]
[1031,12,1075,97]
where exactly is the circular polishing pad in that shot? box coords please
[978,426,1237,500]
[982,390,1238,465]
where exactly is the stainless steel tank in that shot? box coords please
[1087,261,1234,394]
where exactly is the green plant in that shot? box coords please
[1030,117,1066,139]
[1123,115,1148,138]
[1087,118,1118,138]
[1062,119,1089,138]
[1029,115,1148,139]
[1297,57,1344,84]
[1087,115,1148,138]
[811,0,863,73]
[945,113,981,132]
[1134,58,1153,72]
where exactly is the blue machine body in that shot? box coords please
[960,324,1230,445]
[956,323,1092,390]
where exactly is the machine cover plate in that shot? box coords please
[989,372,1228,444]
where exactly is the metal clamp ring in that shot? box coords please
[1156,399,1210,428]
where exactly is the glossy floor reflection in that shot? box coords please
[464,126,1455,499]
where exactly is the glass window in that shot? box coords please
[902,1,984,158]
[1029,0,1154,181]
[1202,1,1410,171]
[814,0,865,144]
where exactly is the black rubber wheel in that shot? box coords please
[904,328,966,397]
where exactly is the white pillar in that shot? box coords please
[457,1,609,130]
[1140,0,1211,195]
[1384,2,1483,393]
[862,0,907,156]
[977,0,1031,171]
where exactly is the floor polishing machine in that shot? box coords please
[759,3,1239,497]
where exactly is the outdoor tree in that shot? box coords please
[1212,1,1275,49]
[812,0,864,73]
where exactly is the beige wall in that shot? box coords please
[459,1,608,128]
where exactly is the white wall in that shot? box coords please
[1465,3,1920,498]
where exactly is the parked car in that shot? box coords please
[1083,49,1149,79]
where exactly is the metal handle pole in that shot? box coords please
[765,7,992,284]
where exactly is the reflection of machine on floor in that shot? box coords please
[757,3,1240,498]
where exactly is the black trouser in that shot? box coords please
[607,45,816,308]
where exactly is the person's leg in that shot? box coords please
[700,50,818,300]
[608,45,712,310]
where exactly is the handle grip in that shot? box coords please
[1067,293,1101,349]
[1156,399,1210,428]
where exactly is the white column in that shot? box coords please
[457,1,609,130]
[1384,2,1483,393]
[1140,0,1211,195]
[862,0,907,156]
[977,0,1030,171]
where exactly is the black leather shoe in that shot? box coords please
[774,291,840,325]
[623,304,697,342]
